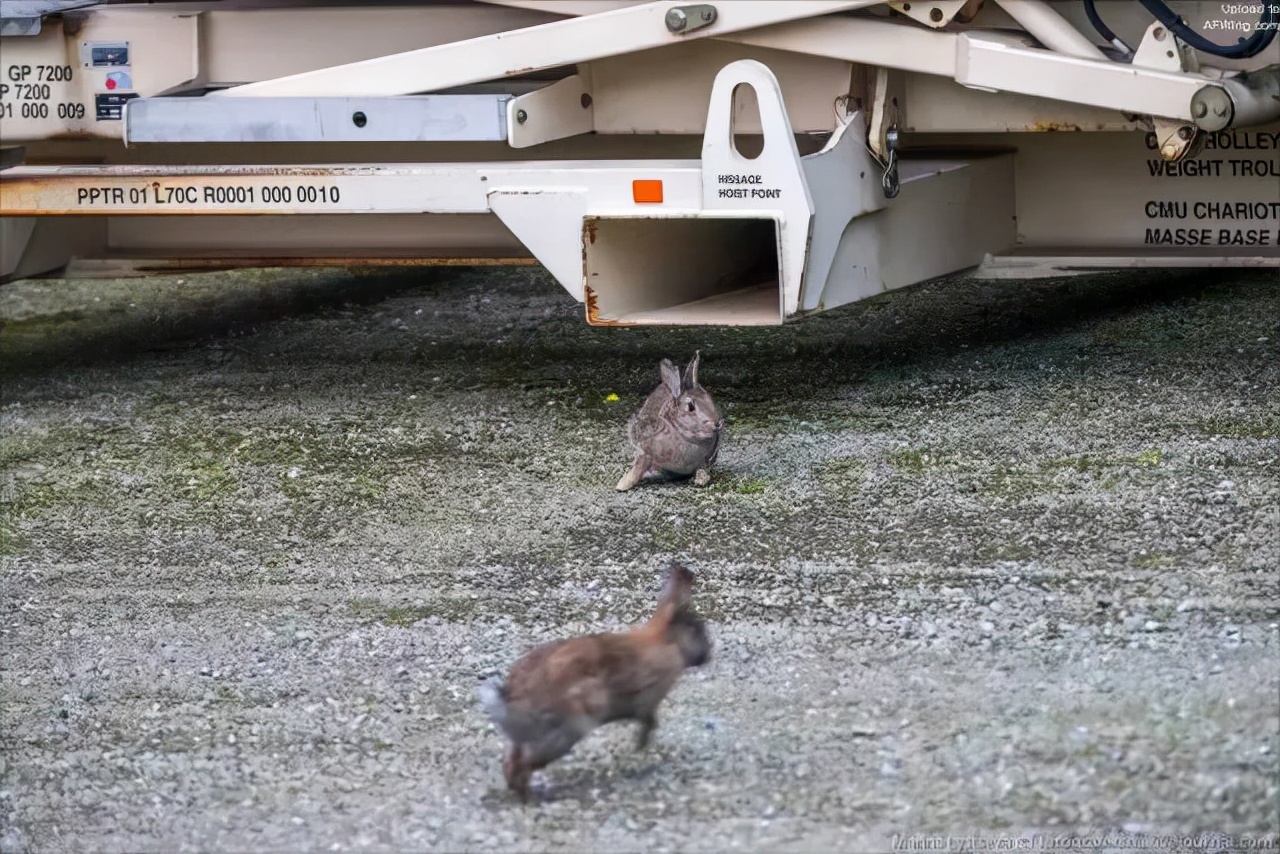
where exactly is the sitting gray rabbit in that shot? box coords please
[616,352,724,491]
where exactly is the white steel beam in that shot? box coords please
[722,17,1220,122]
[209,1,880,99]
[991,0,1108,61]
[956,33,1206,121]
[724,16,959,78]
[0,161,703,217]
[476,0,644,13]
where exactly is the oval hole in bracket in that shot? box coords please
[730,82,763,160]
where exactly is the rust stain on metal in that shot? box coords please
[584,217,599,244]
[582,284,637,328]
[1024,120,1083,132]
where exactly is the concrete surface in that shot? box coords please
[1,264,1277,853]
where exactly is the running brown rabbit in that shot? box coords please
[478,564,712,802]
[617,352,725,491]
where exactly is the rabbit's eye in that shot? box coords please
[685,401,695,412]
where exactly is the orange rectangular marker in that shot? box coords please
[632,179,664,204]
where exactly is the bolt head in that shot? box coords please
[516,109,528,124]
[1160,143,1178,158]
[665,8,688,31]
[1192,100,1208,119]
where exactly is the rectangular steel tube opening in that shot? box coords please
[581,216,782,326]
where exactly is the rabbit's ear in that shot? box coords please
[682,351,701,390]
[660,359,682,399]
[658,563,695,611]
[645,565,693,636]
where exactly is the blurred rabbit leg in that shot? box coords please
[506,742,562,803]
[504,743,533,802]
[635,712,657,751]
[693,467,711,487]
[617,456,648,491]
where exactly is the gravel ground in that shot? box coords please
[1,264,1277,853]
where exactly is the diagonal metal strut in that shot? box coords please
[209,0,880,99]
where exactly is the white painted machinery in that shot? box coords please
[0,1,1276,325]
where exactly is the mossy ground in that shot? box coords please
[1,264,1276,850]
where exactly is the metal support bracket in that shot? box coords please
[1149,120,1202,163]
[796,110,889,310]
[1131,21,1201,162]
[665,3,717,34]
[886,0,974,29]
[506,71,594,149]
[1131,20,1199,75]
[700,58,814,317]
[0,0,101,36]
[867,66,901,159]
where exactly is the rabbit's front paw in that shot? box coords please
[694,468,711,487]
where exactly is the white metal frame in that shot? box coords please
[0,59,1028,323]
[202,0,1256,130]
[1,1,1277,307]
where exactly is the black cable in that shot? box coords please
[1083,0,1276,60]
[1135,0,1277,59]
[1083,0,1133,55]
